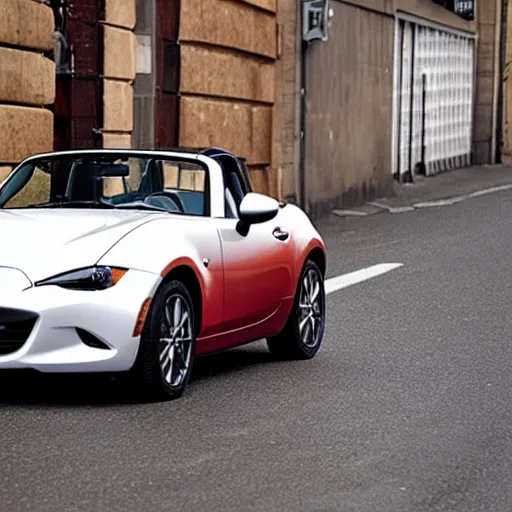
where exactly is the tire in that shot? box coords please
[266,259,326,360]
[134,280,197,402]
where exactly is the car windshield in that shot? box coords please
[0,154,208,216]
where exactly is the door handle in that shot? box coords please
[273,226,289,242]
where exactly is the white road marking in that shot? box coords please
[325,263,404,295]
[414,197,465,208]
[332,209,369,217]
[366,185,512,215]
[467,183,512,198]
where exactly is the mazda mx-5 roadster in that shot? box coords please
[0,147,327,401]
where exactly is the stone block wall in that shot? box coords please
[179,0,277,195]
[102,0,136,149]
[0,0,55,181]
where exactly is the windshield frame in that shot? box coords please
[0,149,220,216]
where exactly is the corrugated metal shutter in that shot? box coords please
[392,18,475,179]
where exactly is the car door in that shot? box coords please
[215,208,295,333]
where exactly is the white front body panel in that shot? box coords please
[0,208,159,283]
[0,269,161,372]
[0,211,221,372]
[0,268,32,294]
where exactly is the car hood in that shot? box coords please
[0,209,160,283]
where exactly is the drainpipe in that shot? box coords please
[299,39,308,211]
[395,19,405,180]
[406,24,416,183]
[419,72,427,175]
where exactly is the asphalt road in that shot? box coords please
[2,190,512,512]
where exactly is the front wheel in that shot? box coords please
[266,259,326,360]
[134,280,196,401]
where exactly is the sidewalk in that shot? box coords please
[331,164,512,217]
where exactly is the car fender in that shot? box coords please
[279,204,327,280]
[97,217,224,338]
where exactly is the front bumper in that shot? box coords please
[0,269,161,373]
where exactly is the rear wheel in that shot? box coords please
[134,280,196,401]
[266,259,326,360]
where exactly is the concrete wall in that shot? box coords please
[0,0,55,181]
[305,0,395,217]
[473,0,502,164]
[102,0,137,149]
[179,0,277,194]
[297,0,501,217]
[349,0,476,31]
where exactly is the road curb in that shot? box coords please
[332,183,512,218]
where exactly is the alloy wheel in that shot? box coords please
[298,267,325,348]
[159,294,193,387]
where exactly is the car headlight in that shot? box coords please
[35,266,128,291]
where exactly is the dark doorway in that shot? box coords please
[50,0,104,151]
[155,0,180,149]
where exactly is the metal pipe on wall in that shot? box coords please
[406,23,416,183]
[420,72,427,175]
[298,39,308,212]
[395,19,406,180]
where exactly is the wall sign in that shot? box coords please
[454,0,475,20]
[136,35,152,75]
[302,0,330,42]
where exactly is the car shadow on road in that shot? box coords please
[0,346,278,407]
[192,346,277,382]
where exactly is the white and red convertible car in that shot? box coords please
[0,148,327,401]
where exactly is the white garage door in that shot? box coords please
[392,18,475,179]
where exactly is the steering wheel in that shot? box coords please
[144,191,185,213]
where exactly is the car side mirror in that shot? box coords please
[236,192,279,236]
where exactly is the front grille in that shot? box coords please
[0,309,38,356]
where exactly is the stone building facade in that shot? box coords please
[0,0,507,219]
[102,0,137,149]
